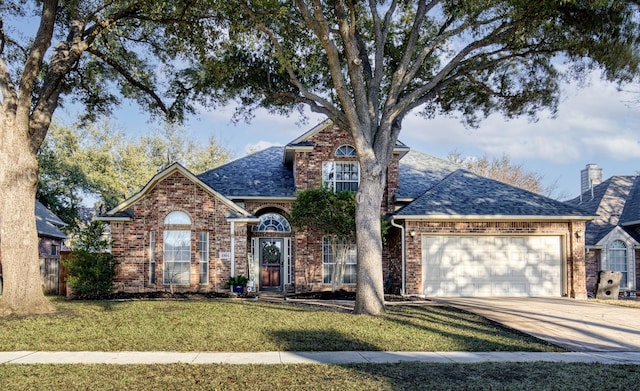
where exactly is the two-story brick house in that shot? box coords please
[100,120,593,298]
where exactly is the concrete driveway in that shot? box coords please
[433,297,640,352]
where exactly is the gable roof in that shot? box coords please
[198,147,296,199]
[283,119,410,165]
[101,163,254,221]
[394,169,595,220]
[35,200,67,239]
[565,176,640,244]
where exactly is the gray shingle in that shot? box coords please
[565,176,640,244]
[396,169,594,218]
[35,200,67,239]
[198,147,295,198]
[396,150,460,199]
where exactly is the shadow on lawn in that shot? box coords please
[385,305,561,352]
[269,329,380,352]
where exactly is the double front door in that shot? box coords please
[259,238,283,291]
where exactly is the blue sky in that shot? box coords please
[55,71,639,201]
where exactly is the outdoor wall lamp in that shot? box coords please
[409,230,416,238]
[575,230,582,238]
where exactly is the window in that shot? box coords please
[608,240,628,289]
[164,211,191,225]
[149,231,156,284]
[322,236,357,284]
[51,244,58,256]
[199,232,209,284]
[336,145,357,157]
[323,146,359,192]
[252,213,291,233]
[163,211,191,286]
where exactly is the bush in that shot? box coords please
[63,221,118,299]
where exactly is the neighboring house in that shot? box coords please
[0,200,68,294]
[100,121,592,298]
[565,168,640,296]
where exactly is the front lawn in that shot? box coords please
[0,298,560,352]
[2,362,639,390]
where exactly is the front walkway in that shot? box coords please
[2,351,640,365]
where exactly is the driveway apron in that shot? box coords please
[433,297,640,352]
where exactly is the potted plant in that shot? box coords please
[226,275,248,294]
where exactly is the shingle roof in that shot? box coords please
[35,200,67,239]
[565,176,640,244]
[396,150,460,199]
[198,147,295,198]
[395,169,594,218]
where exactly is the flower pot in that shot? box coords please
[232,285,244,294]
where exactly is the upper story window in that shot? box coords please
[252,213,291,233]
[335,145,357,157]
[322,145,359,192]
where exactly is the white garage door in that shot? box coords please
[422,235,562,297]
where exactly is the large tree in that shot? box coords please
[0,1,221,315]
[199,0,640,314]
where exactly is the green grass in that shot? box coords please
[0,298,559,352]
[2,362,639,390]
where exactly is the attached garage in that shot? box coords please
[422,235,563,297]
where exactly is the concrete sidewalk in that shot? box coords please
[2,351,640,365]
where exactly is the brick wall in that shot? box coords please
[110,170,248,293]
[585,249,601,295]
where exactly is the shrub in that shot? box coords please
[63,221,118,299]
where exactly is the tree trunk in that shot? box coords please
[0,114,56,316]
[353,154,387,315]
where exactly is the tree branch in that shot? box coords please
[88,47,169,114]
[236,0,343,124]
[17,0,57,117]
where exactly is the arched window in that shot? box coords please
[163,211,191,285]
[335,145,357,157]
[164,211,191,225]
[252,213,291,233]
[608,240,628,289]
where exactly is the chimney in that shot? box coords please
[580,164,602,196]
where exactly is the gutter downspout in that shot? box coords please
[230,221,235,276]
[390,217,406,295]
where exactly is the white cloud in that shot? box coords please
[401,74,640,164]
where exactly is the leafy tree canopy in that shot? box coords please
[291,187,356,239]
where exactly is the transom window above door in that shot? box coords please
[252,213,291,233]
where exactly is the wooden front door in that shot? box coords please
[259,238,283,291]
